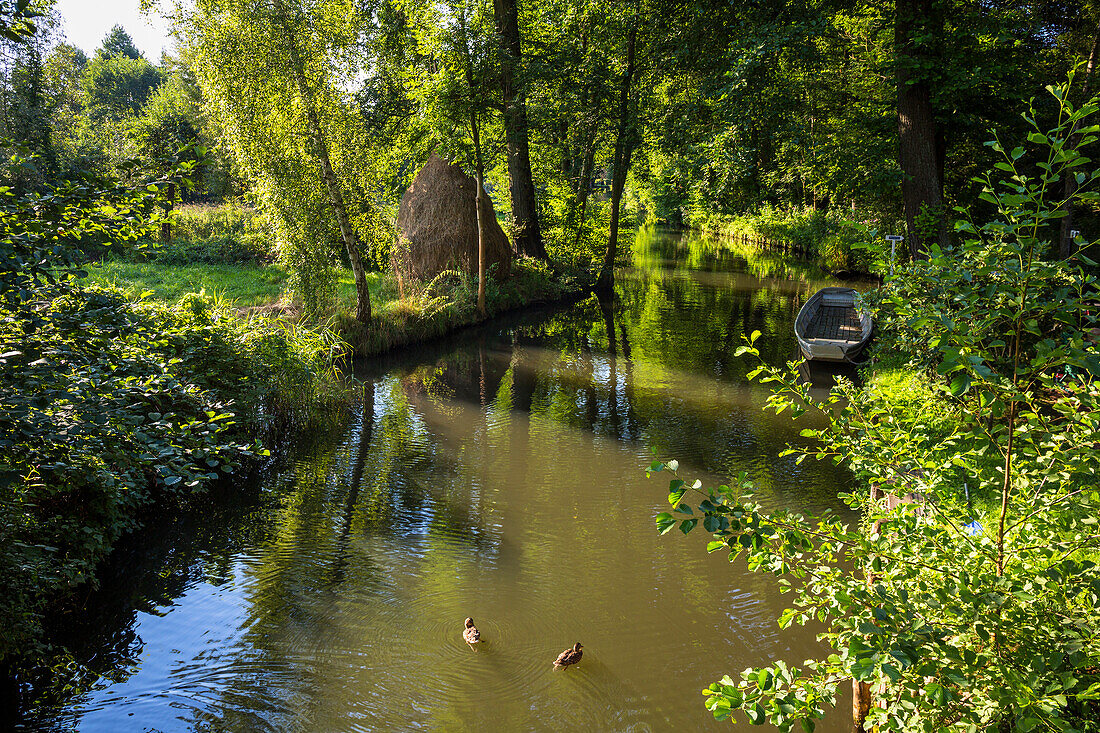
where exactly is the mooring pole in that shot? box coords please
[885,235,903,277]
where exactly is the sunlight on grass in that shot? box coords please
[84,261,398,312]
[84,261,289,306]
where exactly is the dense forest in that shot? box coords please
[3,0,1100,729]
[3,0,1098,296]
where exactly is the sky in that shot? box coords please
[53,0,175,59]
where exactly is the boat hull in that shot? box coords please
[795,287,873,364]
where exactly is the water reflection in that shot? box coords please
[37,227,856,732]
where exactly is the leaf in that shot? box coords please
[679,518,698,534]
[949,373,970,396]
[656,512,677,534]
[668,480,687,505]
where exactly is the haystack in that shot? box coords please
[393,153,512,285]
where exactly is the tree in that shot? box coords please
[0,4,58,186]
[81,54,163,125]
[655,85,1100,731]
[492,0,545,259]
[896,0,946,257]
[128,72,202,241]
[177,0,382,323]
[596,0,641,292]
[1060,9,1100,258]
[96,24,142,60]
[42,41,87,173]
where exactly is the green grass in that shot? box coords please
[83,261,291,306]
[83,255,591,356]
[84,258,407,313]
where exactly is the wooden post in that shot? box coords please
[853,679,872,732]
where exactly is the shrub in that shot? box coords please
[0,283,339,693]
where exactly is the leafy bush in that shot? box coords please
[171,203,267,242]
[116,204,276,266]
[0,282,339,698]
[654,83,1100,731]
[695,205,883,273]
[137,232,273,265]
[0,139,341,706]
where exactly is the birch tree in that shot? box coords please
[174,0,380,322]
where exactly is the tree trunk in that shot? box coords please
[1060,16,1100,259]
[596,19,638,292]
[570,30,597,250]
[896,0,946,259]
[572,141,597,251]
[471,109,489,316]
[160,181,175,244]
[493,0,546,259]
[277,1,371,323]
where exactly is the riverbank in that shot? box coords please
[338,260,593,357]
[688,206,889,276]
[84,256,595,359]
[0,282,345,716]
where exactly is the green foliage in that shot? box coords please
[180,0,396,319]
[128,73,201,168]
[0,0,42,43]
[82,55,163,126]
[0,283,337,672]
[695,205,881,272]
[653,87,1100,730]
[0,144,191,292]
[124,205,275,266]
[0,140,340,698]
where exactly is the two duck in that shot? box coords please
[463,617,583,669]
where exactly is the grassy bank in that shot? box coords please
[339,257,591,356]
[86,255,592,357]
[694,206,889,274]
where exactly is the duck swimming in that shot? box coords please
[463,617,481,648]
[553,642,583,669]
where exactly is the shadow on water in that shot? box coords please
[26,226,863,732]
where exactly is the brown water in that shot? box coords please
[38,228,858,732]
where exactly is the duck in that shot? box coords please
[463,617,481,648]
[553,642,583,669]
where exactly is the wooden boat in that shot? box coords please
[795,287,872,363]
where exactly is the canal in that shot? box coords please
[39,227,857,731]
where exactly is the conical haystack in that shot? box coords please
[393,153,512,285]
